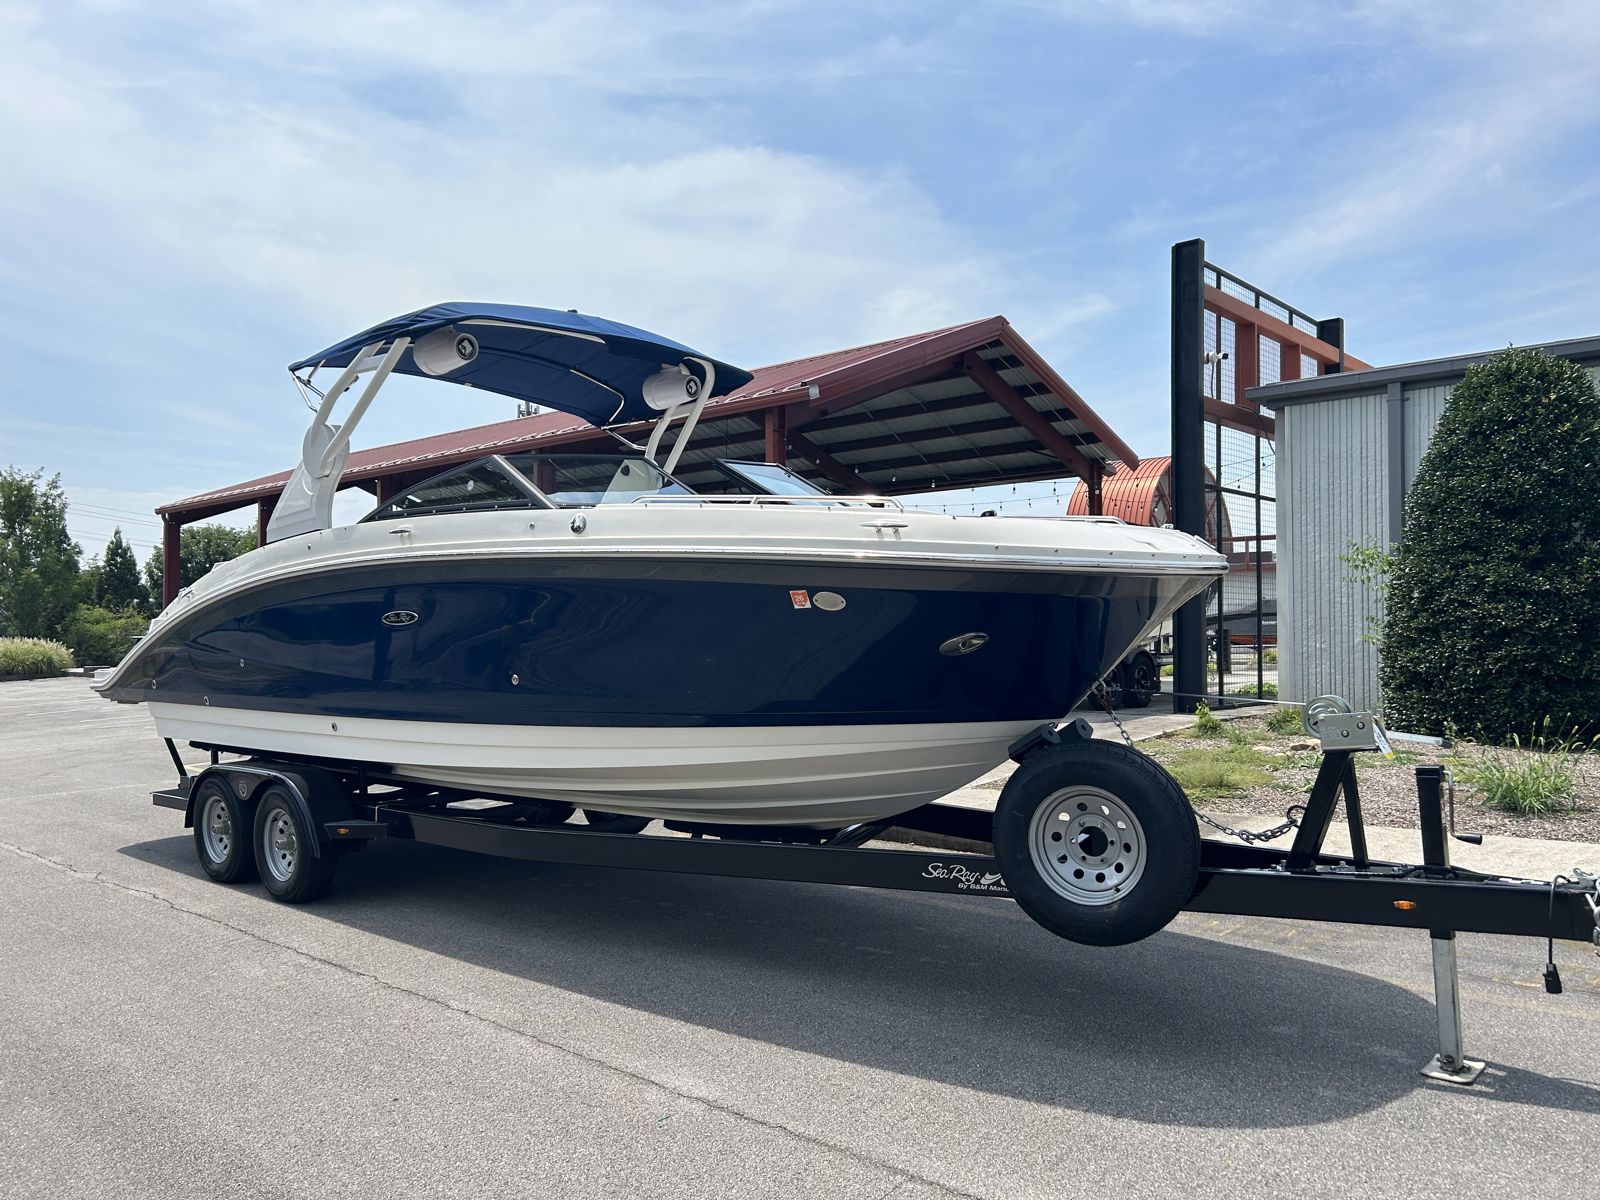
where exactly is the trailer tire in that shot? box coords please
[993,739,1197,946]
[253,785,338,903]
[582,809,651,834]
[1119,651,1157,709]
[192,778,256,884]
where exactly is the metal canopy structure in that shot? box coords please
[154,316,1139,606]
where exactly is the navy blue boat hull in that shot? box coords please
[105,557,1180,730]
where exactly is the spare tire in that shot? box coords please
[993,738,1197,946]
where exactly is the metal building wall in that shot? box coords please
[1400,383,1451,491]
[1277,391,1389,708]
[1266,342,1600,714]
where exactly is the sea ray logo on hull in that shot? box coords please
[381,610,420,627]
[921,863,1009,894]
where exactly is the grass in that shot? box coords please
[0,637,75,677]
[1163,742,1277,800]
[1355,747,1420,770]
[1145,709,1597,829]
[1458,724,1595,816]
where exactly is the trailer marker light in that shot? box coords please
[1393,900,1418,911]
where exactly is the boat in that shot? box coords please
[96,303,1227,827]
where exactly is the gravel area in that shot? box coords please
[1143,716,1600,843]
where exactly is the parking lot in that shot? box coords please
[4,676,1598,1199]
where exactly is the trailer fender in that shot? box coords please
[187,763,349,859]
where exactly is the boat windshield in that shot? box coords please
[364,457,541,522]
[361,453,694,523]
[715,460,832,497]
[502,454,694,508]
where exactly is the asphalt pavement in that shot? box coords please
[3,677,1598,1199]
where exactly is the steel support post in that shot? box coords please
[256,496,277,548]
[1170,239,1207,714]
[160,514,183,609]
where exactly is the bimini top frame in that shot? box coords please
[268,303,754,543]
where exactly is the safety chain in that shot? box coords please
[1091,679,1138,750]
[1090,678,1305,847]
[1192,805,1306,845]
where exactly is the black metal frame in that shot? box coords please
[1170,239,1356,711]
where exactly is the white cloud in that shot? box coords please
[1024,0,1600,51]
[0,1,1044,369]
[2,1,1124,523]
[1246,7,1600,283]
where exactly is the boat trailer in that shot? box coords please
[153,710,1600,1086]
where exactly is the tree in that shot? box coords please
[98,528,148,613]
[78,554,103,609]
[143,523,258,605]
[1379,348,1600,739]
[0,468,81,640]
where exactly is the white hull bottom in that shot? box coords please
[147,703,1040,826]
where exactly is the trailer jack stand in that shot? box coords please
[1420,930,1485,1085]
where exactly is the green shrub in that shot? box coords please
[1226,682,1279,699]
[63,604,147,667]
[1159,663,1174,678]
[1460,723,1595,816]
[1380,348,1600,739]
[1193,701,1223,736]
[1262,647,1278,665]
[0,636,75,676]
[1265,705,1304,735]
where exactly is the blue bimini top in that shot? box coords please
[289,302,754,427]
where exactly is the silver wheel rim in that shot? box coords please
[262,804,299,883]
[201,794,233,863]
[1028,785,1147,906]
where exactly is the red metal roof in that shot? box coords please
[1066,454,1236,546]
[161,317,1138,518]
[1067,456,1172,525]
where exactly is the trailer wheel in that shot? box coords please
[993,739,1198,946]
[582,809,651,834]
[193,778,256,884]
[1119,651,1157,709]
[252,785,337,903]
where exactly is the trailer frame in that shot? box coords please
[152,714,1599,1085]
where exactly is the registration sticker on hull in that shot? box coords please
[789,589,811,609]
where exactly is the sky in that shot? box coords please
[2,0,1598,561]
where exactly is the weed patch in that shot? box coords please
[1460,725,1594,816]
[1265,706,1303,735]
[1193,702,1223,736]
